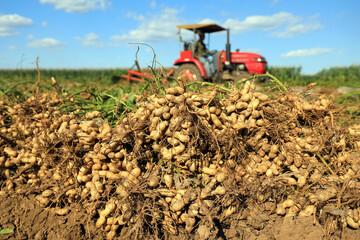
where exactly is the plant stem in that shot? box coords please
[316,153,334,175]
[247,71,288,91]
[187,81,232,93]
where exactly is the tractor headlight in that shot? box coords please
[238,64,246,71]
[254,57,266,63]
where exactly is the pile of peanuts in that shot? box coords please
[0,81,359,239]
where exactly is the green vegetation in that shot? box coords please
[0,62,356,124]
[0,228,13,235]
[270,65,360,88]
[0,68,146,126]
[268,65,359,126]
[0,68,128,91]
[0,65,359,126]
[315,65,360,88]
[269,66,302,84]
[1,65,359,92]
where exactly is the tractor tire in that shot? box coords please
[173,64,203,83]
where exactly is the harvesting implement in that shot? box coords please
[121,60,175,83]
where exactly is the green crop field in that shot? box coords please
[269,65,360,88]
[1,65,359,89]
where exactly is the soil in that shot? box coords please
[0,193,103,240]
[1,192,360,240]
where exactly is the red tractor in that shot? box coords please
[173,23,268,82]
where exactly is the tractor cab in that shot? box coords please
[173,23,268,82]
[177,23,225,57]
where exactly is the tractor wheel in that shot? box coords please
[174,64,202,83]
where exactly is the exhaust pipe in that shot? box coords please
[225,28,231,69]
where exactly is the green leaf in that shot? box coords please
[0,228,14,235]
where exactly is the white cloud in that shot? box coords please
[335,48,346,56]
[27,37,66,50]
[150,0,156,9]
[281,48,332,58]
[0,13,33,37]
[273,23,322,38]
[220,11,230,17]
[224,12,300,33]
[110,10,321,45]
[39,0,109,13]
[125,11,145,21]
[42,21,48,27]
[199,19,218,24]
[75,33,104,48]
[111,8,181,43]
[270,0,279,6]
[223,12,321,38]
[8,45,16,50]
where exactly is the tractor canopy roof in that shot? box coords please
[177,23,226,33]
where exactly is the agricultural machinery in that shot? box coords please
[121,23,268,83]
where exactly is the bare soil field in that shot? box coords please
[1,82,359,240]
[1,192,360,240]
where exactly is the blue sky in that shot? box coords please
[0,0,359,74]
